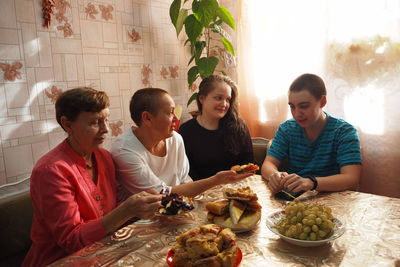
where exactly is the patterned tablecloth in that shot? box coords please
[49,175,400,267]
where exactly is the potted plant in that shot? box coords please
[169,0,236,107]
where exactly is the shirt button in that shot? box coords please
[95,196,101,201]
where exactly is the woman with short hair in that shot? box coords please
[22,87,161,267]
[111,88,252,199]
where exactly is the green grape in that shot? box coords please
[318,230,327,239]
[306,219,315,226]
[303,226,311,234]
[289,225,297,232]
[307,214,317,220]
[277,201,336,241]
[324,206,332,214]
[292,204,299,212]
[320,214,328,221]
[285,206,293,214]
[296,211,303,219]
[309,232,317,241]
[285,229,292,238]
[299,232,307,240]
[312,206,319,212]
[297,202,305,210]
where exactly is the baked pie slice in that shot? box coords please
[223,186,258,201]
[231,163,259,174]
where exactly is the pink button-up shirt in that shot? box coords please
[22,140,117,267]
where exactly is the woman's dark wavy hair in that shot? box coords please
[197,75,248,155]
[55,87,109,131]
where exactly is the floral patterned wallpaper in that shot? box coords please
[0,0,193,196]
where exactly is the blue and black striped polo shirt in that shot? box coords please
[268,113,362,178]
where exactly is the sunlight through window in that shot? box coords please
[248,0,399,133]
[344,84,384,135]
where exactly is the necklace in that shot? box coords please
[85,155,95,169]
[66,138,93,168]
[85,162,92,169]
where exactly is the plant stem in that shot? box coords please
[206,27,210,57]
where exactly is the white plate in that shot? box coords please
[266,210,345,247]
[213,210,262,233]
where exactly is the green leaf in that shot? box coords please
[192,0,201,13]
[192,0,219,26]
[194,41,206,63]
[198,56,219,78]
[220,38,235,56]
[188,55,196,65]
[216,6,236,30]
[187,92,198,106]
[170,0,181,26]
[188,66,199,87]
[184,15,203,43]
[175,9,188,36]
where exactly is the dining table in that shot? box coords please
[49,175,400,267]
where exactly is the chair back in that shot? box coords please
[251,137,271,173]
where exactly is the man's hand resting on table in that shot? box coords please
[280,173,314,193]
[267,171,287,194]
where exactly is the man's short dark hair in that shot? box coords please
[289,73,327,99]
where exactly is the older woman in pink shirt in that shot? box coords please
[22,88,161,267]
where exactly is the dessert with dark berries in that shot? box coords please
[159,193,194,215]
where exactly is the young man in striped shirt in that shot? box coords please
[261,73,362,196]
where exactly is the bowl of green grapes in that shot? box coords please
[266,201,345,247]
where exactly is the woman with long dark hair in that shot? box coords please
[179,75,254,180]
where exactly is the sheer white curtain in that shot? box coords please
[236,0,400,197]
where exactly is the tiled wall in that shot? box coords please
[0,0,193,195]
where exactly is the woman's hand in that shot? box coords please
[214,170,254,185]
[124,191,162,220]
[267,171,287,194]
[280,173,313,192]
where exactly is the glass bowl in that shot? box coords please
[266,210,345,247]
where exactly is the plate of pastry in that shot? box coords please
[206,187,262,232]
[166,224,242,267]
